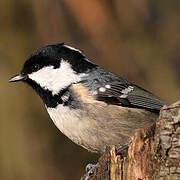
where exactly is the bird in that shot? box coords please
[9,43,166,154]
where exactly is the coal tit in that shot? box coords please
[9,43,166,154]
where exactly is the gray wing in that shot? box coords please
[95,82,166,113]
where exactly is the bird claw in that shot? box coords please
[84,163,99,180]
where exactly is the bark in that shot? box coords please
[81,100,180,180]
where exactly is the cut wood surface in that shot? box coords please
[81,101,180,180]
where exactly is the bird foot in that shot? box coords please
[82,163,99,180]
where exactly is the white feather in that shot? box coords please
[120,86,134,98]
[46,105,89,144]
[99,87,106,92]
[28,60,86,95]
[105,84,111,89]
[63,45,82,53]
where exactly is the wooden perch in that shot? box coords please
[81,101,180,180]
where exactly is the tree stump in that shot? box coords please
[81,100,180,180]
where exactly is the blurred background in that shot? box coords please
[1,0,180,179]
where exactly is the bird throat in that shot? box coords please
[25,78,81,109]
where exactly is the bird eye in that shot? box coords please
[34,64,39,71]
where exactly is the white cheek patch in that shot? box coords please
[28,60,86,95]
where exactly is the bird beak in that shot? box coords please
[8,74,27,83]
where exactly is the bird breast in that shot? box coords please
[46,84,158,153]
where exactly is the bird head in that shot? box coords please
[9,43,96,96]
